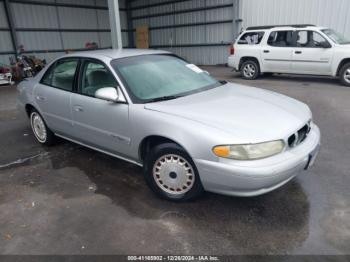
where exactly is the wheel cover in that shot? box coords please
[243,63,256,78]
[344,68,350,84]
[31,112,47,143]
[153,154,195,195]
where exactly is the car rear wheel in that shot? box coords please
[143,143,204,201]
[340,62,350,87]
[30,109,55,146]
[241,60,260,80]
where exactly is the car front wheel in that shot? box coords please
[241,60,260,80]
[340,62,350,87]
[143,143,204,201]
[30,109,55,146]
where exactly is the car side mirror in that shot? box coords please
[95,87,126,103]
[320,42,332,48]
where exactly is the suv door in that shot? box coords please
[292,30,334,75]
[71,59,132,156]
[35,58,79,136]
[261,30,294,72]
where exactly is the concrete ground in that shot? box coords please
[0,67,349,255]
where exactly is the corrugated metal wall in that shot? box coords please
[130,0,236,65]
[240,0,350,37]
[0,1,13,65]
[3,0,349,67]
[0,0,128,66]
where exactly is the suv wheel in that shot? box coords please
[143,143,204,201]
[241,60,260,80]
[340,62,350,87]
[30,109,55,146]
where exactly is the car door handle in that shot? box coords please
[263,50,270,53]
[73,106,84,112]
[36,95,46,101]
[295,51,302,54]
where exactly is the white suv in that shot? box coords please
[228,24,350,86]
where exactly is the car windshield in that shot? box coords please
[111,55,221,103]
[321,29,350,45]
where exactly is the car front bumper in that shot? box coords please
[195,124,321,197]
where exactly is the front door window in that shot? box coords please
[296,31,330,48]
[80,61,117,97]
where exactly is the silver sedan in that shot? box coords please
[17,49,321,201]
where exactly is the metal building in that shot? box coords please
[129,0,239,65]
[1,0,350,67]
[240,0,350,37]
[0,0,128,65]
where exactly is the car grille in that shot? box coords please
[288,123,311,148]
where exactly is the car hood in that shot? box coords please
[144,83,312,143]
[336,43,350,48]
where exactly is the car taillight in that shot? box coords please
[230,46,235,55]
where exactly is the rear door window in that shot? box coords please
[237,32,265,45]
[40,64,55,86]
[41,59,79,92]
[268,31,294,47]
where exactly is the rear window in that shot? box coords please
[237,32,265,45]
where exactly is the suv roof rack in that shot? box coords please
[246,24,316,30]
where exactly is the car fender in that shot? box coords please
[17,79,41,117]
[129,105,235,163]
[333,54,350,76]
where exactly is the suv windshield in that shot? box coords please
[321,29,350,45]
[111,55,221,103]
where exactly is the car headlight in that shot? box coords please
[213,140,285,160]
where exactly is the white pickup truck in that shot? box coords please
[228,24,350,86]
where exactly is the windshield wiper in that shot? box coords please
[146,95,183,103]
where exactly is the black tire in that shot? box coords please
[339,62,350,87]
[241,60,260,80]
[29,109,56,146]
[143,143,204,202]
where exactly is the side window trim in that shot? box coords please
[72,58,82,93]
[39,57,80,93]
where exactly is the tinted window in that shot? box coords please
[80,61,117,97]
[296,31,330,47]
[238,32,265,45]
[48,60,78,91]
[268,31,294,47]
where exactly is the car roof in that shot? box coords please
[63,48,172,60]
[245,24,320,31]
